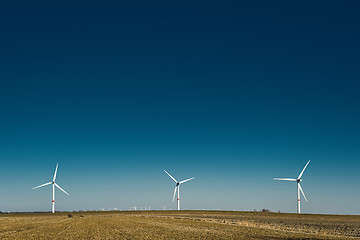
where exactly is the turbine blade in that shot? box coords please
[179,177,195,184]
[298,160,310,180]
[54,183,69,195]
[32,182,52,189]
[53,163,58,181]
[172,186,177,202]
[164,170,178,183]
[273,178,297,181]
[299,183,308,202]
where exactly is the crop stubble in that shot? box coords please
[0,211,359,239]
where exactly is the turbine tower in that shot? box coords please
[274,160,310,214]
[32,163,69,213]
[164,170,195,210]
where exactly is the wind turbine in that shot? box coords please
[32,163,69,213]
[274,160,310,214]
[164,170,195,211]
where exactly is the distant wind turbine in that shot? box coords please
[274,160,310,214]
[164,170,195,211]
[32,163,69,213]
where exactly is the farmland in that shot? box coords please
[0,211,359,239]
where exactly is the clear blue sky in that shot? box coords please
[0,1,359,214]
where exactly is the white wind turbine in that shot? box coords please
[164,170,195,211]
[274,160,310,214]
[32,163,69,213]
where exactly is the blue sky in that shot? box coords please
[0,1,359,214]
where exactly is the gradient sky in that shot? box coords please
[0,1,359,214]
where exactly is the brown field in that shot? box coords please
[0,210,359,239]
